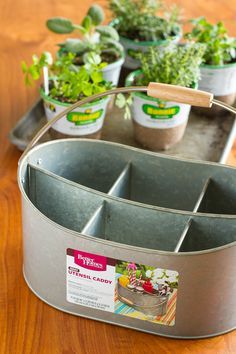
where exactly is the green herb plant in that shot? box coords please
[22,52,112,103]
[185,17,236,66]
[46,4,124,65]
[116,43,205,117]
[109,0,181,42]
[135,43,206,87]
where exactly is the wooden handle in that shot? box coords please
[147,82,213,108]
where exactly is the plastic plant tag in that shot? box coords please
[67,248,179,326]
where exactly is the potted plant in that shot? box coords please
[46,4,125,87]
[22,51,112,139]
[123,43,205,151]
[109,0,182,70]
[185,17,236,114]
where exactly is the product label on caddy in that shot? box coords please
[66,248,179,326]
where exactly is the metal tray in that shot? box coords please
[10,98,236,163]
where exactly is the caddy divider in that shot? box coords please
[108,162,131,199]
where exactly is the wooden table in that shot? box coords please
[1,1,236,353]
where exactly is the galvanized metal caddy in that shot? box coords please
[18,83,236,339]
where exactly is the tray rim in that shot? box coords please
[9,98,236,164]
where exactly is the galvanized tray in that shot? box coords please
[10,98,236,163]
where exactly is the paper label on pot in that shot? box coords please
[67,248,179,326]
[43,97,109,136]
[132,94,190,129]
[199,66,236,96]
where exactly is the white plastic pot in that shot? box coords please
[102,56,125,86]
[41,90,110,137]
[199,63,236,96]
[199,63,236,106]
[120,35,181,70]
[126,71,193,150]
[57,49,124,87]
[132,92,191,129]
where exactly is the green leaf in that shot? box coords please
[46,17,74,34]
[40,51,53,66]
[99,62,108,69]
[29,65,40,80]
[115,93,126,108]
[72,24,87,34]
[63,38,87,54]
[96,25,119,41]
[32,54,39,65]
[91,70,103,84]
[83,52,101,65]
[115,93,132,119]
[21,61,28,73]
[82,82,93,96]
[82,15,92,32]
[87,4,104,25]
[102,37,124,55]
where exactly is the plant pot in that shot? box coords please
[102,56,125,112]
[102,56,125,86]
[57,49,124,87]
[126,71,193,151]
[194,63,236,116]
[120,36,181,70]
[41,90,110,139]
[110,20,181,70]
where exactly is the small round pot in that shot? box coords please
[41,90,110,139]
[57,49,124,87]
[110,20,181,70]
[102,56,125,86]
[102,55,125,112]
[195,62,236,116]
[126,71,194,151]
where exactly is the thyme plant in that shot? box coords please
[135,43,206,87]
[116,43,205,118]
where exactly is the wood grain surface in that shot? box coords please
[1,0,236,353]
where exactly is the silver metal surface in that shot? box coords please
[17,86,236,338]
[18,138,236,338]
[213,98,236,114]
[24,140,236,215]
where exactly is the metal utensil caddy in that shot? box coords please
[18,83,236,339]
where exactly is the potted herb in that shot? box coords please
[185,17,236,113]
[46,4,125,87]
[123,44,205,151]
[109,0,182,69]
[22,52,112,139]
